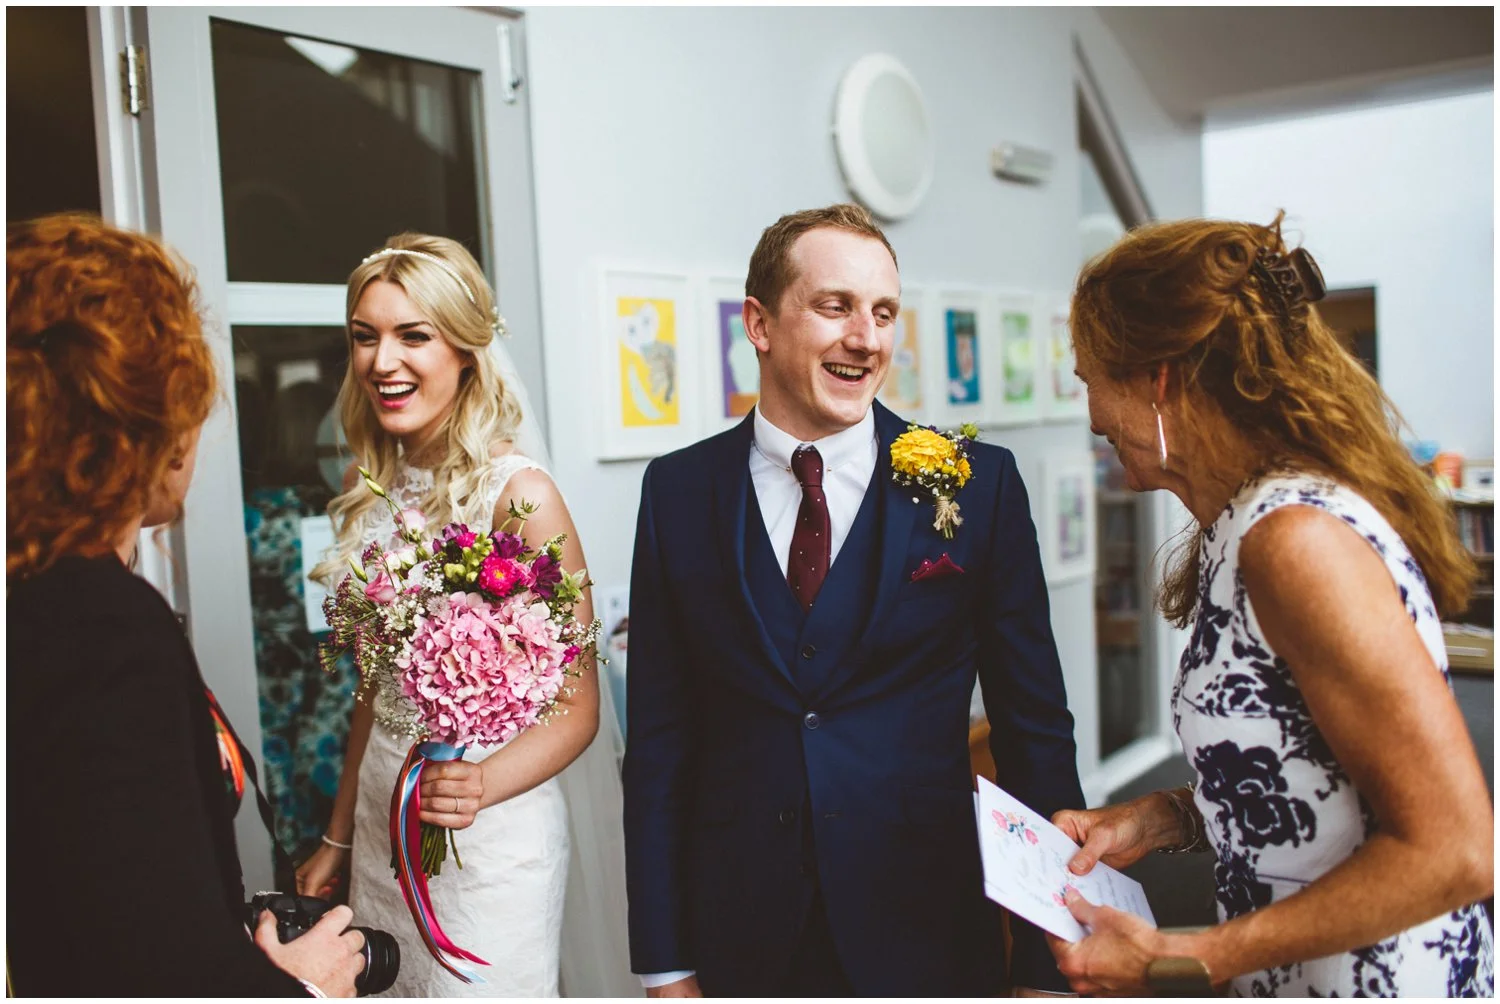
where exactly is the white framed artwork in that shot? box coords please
[598,268,701,461]
[1040,294,1088,422]
[701,276,757,433]
[877,285,929,423]
[1040,452,1096,585]
[988,290,1042,426]
[931,288,989,429]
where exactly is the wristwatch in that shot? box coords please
[1144,956,1214,996]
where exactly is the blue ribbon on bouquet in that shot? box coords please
[390,740,490,984]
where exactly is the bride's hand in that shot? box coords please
[419,760,487,830]
[296,843,348,899]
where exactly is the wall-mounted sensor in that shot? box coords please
[990,143,1054,185]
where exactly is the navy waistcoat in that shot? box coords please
[743,473,883,695]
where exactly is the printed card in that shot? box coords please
[974,776,1156,942]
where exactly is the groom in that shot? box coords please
[624,204,1084,996]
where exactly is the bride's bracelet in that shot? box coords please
[321,833,353,851]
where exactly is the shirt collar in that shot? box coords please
[752,407,876,473]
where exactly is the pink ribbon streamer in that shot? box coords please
[389,741,490,983]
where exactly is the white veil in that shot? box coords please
[490,336,641,997]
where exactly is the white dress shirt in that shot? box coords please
[748,406,878,574]
[637,408,878,990]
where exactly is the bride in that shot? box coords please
[300,233,626,996]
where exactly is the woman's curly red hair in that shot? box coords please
[7,214,217,580]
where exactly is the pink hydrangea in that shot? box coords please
[396,591,570,747]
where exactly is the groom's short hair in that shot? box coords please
[746,203,898,317]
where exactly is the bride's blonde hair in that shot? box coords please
[310,233,523,586]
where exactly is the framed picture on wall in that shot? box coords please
[933,289,988,428]
[1041,294,1087,421]
[702,276,757,432]
[878,286,928,421]
[1040,452,1096,585]
[989,291,1041,426]
[598,268,700,460]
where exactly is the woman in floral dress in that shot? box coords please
[1045,214,1492,996]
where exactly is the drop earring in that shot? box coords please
[1153,403,1168,470]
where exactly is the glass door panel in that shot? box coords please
[232,325,354,858]
[210,19,487,283]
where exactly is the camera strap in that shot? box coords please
[204,686,300,889]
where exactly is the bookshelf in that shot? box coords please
[1094,441,1152,757]
[1445,492,1493,674]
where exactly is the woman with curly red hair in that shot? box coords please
[1044,214,1493,996]
[7,214,366,996]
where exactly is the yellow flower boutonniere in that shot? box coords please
[890,422,979,539]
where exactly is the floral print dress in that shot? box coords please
[1174,473,1493,997]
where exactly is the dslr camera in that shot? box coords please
[247,892,399,996]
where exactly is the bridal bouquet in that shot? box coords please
[319,468,599,982]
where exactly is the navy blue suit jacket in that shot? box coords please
[623,403,1084,994]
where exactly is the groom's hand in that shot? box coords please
[647,975,703,998]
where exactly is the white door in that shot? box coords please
[121,6,545,890]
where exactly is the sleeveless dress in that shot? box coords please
[1174,472,1494,997]
[347,455,569,997]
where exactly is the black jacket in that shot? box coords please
[8,554,306,995]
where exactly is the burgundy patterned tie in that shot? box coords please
[787,445,831,612]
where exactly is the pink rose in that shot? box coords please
[364,571,398,605]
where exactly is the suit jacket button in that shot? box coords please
[803,712,821,730]
[800,644,817,659]
[779,808,797,824]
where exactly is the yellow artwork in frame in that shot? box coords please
[615,295,679,428]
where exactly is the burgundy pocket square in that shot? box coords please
[911,553,964,582]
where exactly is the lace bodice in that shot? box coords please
[352,453,548,739]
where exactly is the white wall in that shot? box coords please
[522,7,1201,786]
[1204,90,1494,460]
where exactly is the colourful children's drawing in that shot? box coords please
[1049,307,1083,405]
[717,299,758,419]
[945,308,980,405]
[1001,309,1036,405]
[880,306,923,412]
[617,297,679,428]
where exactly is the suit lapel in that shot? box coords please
[810,402,919,701]
[711,413,798,690]
[865,402,921,637]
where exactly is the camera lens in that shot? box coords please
[246,894,400,997]
[354,926,400,996]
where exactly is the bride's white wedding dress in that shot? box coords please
[348,454,568,997]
